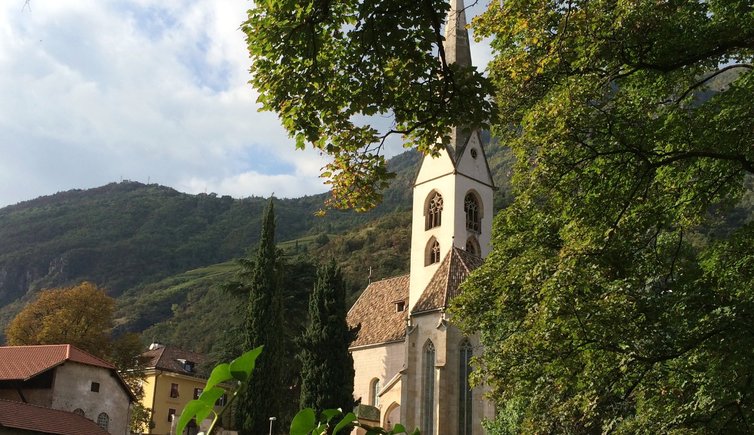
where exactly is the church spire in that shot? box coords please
[444,0,472,68]
[444,0,473,159]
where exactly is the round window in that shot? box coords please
[470,148,478,159]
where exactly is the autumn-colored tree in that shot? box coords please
[5,281,152,432]
[5,282,114,357]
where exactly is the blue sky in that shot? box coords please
[0,0,491,208]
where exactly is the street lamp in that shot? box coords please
[268,416,277,435]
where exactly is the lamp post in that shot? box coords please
[268,416,277,435]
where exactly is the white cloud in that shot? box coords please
[0,0,492,208]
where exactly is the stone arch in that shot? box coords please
[383,401,401,430]
[464,190,483,233]
[370,377,381,407]
[425,237,441,266]
[424,190,444,230]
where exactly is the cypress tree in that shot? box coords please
[298,260,355,417]
[234,199,285,434]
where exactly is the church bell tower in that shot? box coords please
[407,0,495,312]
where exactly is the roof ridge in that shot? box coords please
[67,345,116,369]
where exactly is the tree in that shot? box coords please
[5,282,152,432]
[242,0,494,210]
[298,261,355,417]
[449,1,754,433]
[5,282,114,356]
[232,199,286,434]
[244,0,753,432]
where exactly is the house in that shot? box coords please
[0,344,134,435]
[0,399,110,435]
[140,344,229,435]
[347,1,496,433]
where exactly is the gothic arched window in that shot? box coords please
[422,341,436,435]
[465,236,480,256]
[73,408,84,417]
[458,340,473,435]
[97,413,109,431]
[425,191,443,230]
[426,238,441,266]
[370,378,381,407]
[464,192,481,233]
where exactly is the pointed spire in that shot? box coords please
[444,0,472,68]
[443,0,473,159]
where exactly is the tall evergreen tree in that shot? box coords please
[298,260,355,417]
[233,199,285,434]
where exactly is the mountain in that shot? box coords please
[0,145,512,342]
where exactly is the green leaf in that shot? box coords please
[391,424,406,433]
[204,363,232,392]
[290,408,316,435]
[332,412,357,434]
[176,400,209,435]
[320,408,340,423]
[229,345,263,382]
[198,386,225,412]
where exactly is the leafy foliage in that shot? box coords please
[298,261,355,418]
[243,0,494,210]
[452,0,754,433]
[5,282,114,354]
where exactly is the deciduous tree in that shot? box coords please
[5,281,114,356]
[452,1,754,433]
[245,0,754,432]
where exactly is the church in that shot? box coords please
[347,1,496,433]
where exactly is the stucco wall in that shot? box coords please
[51,362,131,435]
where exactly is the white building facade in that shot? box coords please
[348,1,495,432]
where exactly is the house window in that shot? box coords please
[168,408,176,422]
[422,341,436,435]
[194,388,203,399]
[464,193,481,233]
[370,378,381,407]
[395,300,406,312]
[425,238,441,266]
[90,382,100,392]
[73,408,85,417]
[459,340,473,435]
[425,192,443,230]
[465,236,480,256]
[215,394,227,407]
[97,413,109,430]
[170,383,179,398]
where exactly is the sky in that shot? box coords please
[0,0,492,208]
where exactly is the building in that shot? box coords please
[0,399,110,435]
[0,344,134,435]
[347,1,496,433]
[140,344,229,435]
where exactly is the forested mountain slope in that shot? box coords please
[0,145,512,340]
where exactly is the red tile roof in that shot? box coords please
[142,345,207,375]
[0,399,110,435]
[0,344,114,381]
[412,247,483,314]
[347,274,410,347]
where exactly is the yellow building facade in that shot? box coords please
[140,344,229,435]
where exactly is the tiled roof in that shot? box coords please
[348,275,410,347]
[142,345,207,375]
[412,247,483,314]
[0,344,115,381]
[0,399,110,435]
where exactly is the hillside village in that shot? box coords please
[1,0,752,434]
